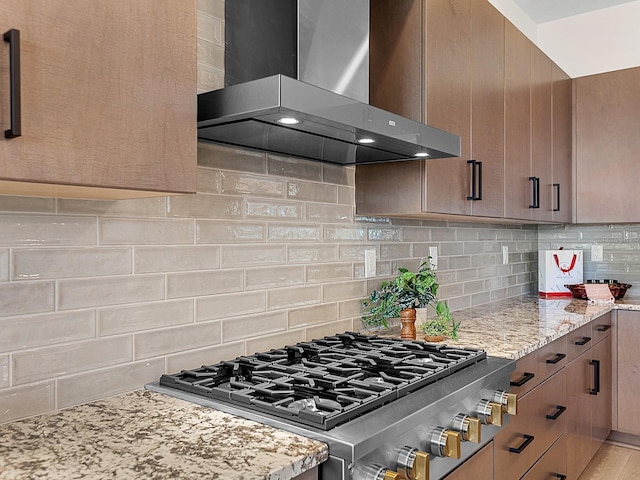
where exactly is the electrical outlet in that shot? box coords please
[502,246,509,265]
[591,244,603,262]
[365,249,377,278]
[428,246,438,270]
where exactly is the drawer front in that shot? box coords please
[566,323,593,362]
[591,311,612,344]
[510,336,568,397]
[495,369,567,480]
[521,434,567,480]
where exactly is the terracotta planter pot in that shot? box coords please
[423,334,445,342]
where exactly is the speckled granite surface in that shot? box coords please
[375,294,630,359]
[0,389,328,480]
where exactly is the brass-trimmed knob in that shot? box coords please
[477,399,504,427]
[429,427,461,459]
[493,390,518,415]
[367,465,401,480]
[452,413,482,443]
[397,446,429,480]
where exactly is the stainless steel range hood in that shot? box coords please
[197,0,461,165]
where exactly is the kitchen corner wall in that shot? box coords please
[0,0,536,424]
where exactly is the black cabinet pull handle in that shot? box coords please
[509,434,534,454]
[553,183,560,212]
[590,359,600,395]
[467,160,477,200]
[546,405,567,420]
[596,325,611,332]
[546,353,566,364]
[529,177,540,208]
[510,372,535,387]
[3,28,21,139]
[553,475,567,480]
[575,336,591,346]
[467,160,483,201]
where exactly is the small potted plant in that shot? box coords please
[420,300,460,341]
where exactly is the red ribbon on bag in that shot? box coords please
[553,253,577,274]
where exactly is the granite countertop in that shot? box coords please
[2,294,639,479]
[0,390,328,480]
[377,294,640,359]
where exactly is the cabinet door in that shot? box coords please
[616,311,640,435]
[503,21,531,220]
[424,0,472,215]
[443,441,493,480]
[590,337,612,456]
[468,0,504,218]
[521,434,567,480]
[574,67,640,223]
[551,64,572,223]
[566,351,593,480]
[530,45,553,222]
[0,0,196,199]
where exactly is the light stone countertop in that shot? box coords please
[0,389,328,480]
[2,294,639,480]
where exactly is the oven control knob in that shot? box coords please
[397,446,430,480]
[451,413,482,443]
[493,390,518,415]
[476,399,503,427]
[364,465,401,480]
[429,426,461,459]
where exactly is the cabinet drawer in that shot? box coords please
[566,323,593,362]
[495,369,567,480]
[520,434,567,480]
[510,336,568,397]
[592,312,612,344]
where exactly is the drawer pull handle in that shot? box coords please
[3,28,21,139]
[575,336,591,346]
[553,475,567,480]
[510,372,535,387]
[546,405,567,420]
[508,434,534,454]
[546,353,566,364]
[596,325,611,332]
[590,359,600,395]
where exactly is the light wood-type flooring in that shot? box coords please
[578,442,640,479]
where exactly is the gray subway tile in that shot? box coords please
[305,319,354,340]
[197,37,224,71]
[198,143,266,173]
[57,197,166,217]
[267,285,322,310]
[0,248,7,282]
[166,342,245,373]
[135,245,219,273]
[368,228,402,242]
[0,215,96,246]
[0,382,55,424]
[267,155,322,181]
[196,291,265,322]
[288,303,338,328]
[197,10,223,45]
[245,199,304,220]
[0,196,55,213]
[197,220,266,243]
[221,245,286,268]
[306,203,353,223]
[134,321,222,359]
[58,275,164,310]
[0,310,95,353]
[98,299,194,336]
[287,245,338,263]
[0,355,8,388]
[322,164,355,186]
[57,359,165,408]
[338,298,364,319]
[222,311,288,342]
[168,194,243,219]
[306,264,352,284]
[13,336,132,385]
[100,218,195,245]
[287,180,337,203]
[245,266,304,290]
[268,224,321,242]
[13,247,132,280]
[220,171,286,197]
[0,282,54,316]
[324,225,366,242]
[323,280,366,302]
[167,270,244,298]
[245,329,307,355]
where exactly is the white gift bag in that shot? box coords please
[539,250,583,298]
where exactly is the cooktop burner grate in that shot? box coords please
[159,332,487,430]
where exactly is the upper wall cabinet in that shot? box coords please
[0,0,197,199]
[574,66,640,223]
[358,0,572,224]
[552,64,572,223]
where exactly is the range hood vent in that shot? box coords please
[197,0,461,165]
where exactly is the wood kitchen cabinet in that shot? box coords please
[614,310,640,436]
[358,0,504,219]
[0,0,197,199]
[443,441,493,480]
[566,312,612,480]
[551,64,572,224]
[574,66,640,223]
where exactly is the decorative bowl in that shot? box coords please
[564,283,632,300]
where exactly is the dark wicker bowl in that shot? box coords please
[564,283,632,300]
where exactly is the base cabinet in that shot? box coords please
[443,441,493,480]
[615,310,640,436]
[520,434,567,480]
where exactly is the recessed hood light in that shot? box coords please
[357,138,375,144]
[277,117,301,125]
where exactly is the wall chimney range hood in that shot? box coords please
[197,0,461,166]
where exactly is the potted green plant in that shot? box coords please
[420,300,460,341]
[362,261,458,340]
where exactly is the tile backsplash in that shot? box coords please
[0,0,536,424]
